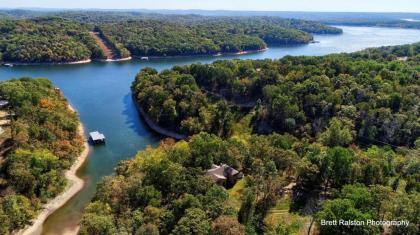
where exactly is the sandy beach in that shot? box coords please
[16,105,89,235]
[100,56,133,62]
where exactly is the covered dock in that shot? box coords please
[89,131,106,144]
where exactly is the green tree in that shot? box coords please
[79,213,117,235]
[238,189,256,225]
[320,118,353,147]
[135,223,160,235]
[316,199,379,235]
[326,147,354,188]
[172,208,211,235]
[201,185,231,219]
[389,193,419,235]
[211,216,245,235]
[0,207,11,235]
[136,185,162,208]
[79,202,117,235]
[1,195,35,231]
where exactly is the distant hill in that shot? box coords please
[1,9,420,21]
[0,12,341,63]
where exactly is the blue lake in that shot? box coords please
[0,26,419,234]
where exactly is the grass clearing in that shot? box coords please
[232,112,254,139]
[227,178,246,210]
[265,195,312,234]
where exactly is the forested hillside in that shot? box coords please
[0,78,84,234]
[0,18,103,63]
[320,18,420,29]
[82,43,420,235]
[133,43,420,147]
[0,17,105,63]
[0,12,341,63]
[80,121,419,234]
[98,17,341,57]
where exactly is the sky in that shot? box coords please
[1,0,420,12]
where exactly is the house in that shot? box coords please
[0,100,9,108]
[206,164,243,186]
[89,131,106,144]
[282,182,296,194]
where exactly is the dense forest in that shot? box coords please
[0,78,84,234]
[0,12,341,62]
[320,18,420,29]
[0,17,106,63]
[133,43,420,147]
[120,43,420,234]
[98,17,341,57]
[80,129,419,234]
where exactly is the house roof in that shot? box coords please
[224,164,239,176]
[206,164,240,182]
[89,131,105,141]
[0,100,9,106]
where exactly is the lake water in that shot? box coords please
[0,26,419,234]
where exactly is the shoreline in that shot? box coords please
[16,105,89,235]
[98,56,133,62]
[3,57,132,66]
[2,48,269,67]
[134,48,269,60]
[132,96,188,140]
[3,59,92,66]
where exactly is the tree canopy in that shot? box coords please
[127,43,420,234]
[0,78,84,233]
[133,42,420,148]
[0,17,105,63]
[80,131,420,234]
[0,14,341,63]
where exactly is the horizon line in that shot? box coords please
[1,7,420,14]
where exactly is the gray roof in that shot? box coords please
[206,164,240,182]
[206,166,227,182]
[0,100,9,106]
[89,131,105,141]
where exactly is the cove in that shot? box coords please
[0,26,419,234]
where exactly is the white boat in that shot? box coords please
[140,57,149,61]
[3,63,13,67]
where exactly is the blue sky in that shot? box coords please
[1,0,420,12]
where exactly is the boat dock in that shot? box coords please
[89,131,106,144]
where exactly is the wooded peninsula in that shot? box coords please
[0,9,418,235]
[0,13,341,63]
[78,43,420,234]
